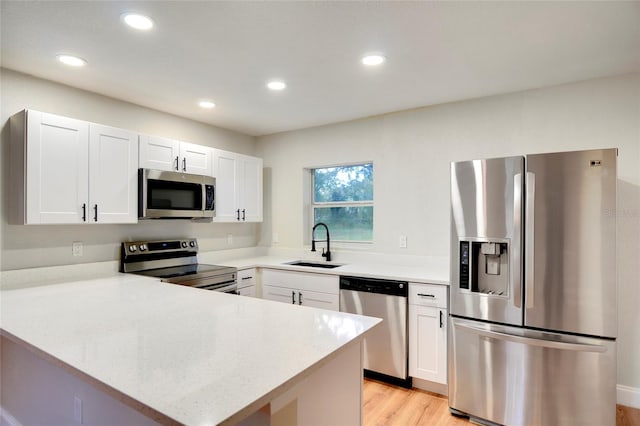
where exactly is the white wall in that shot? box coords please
[0,68,258,271]
[256,73,640,391]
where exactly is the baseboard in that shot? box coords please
[412,377,448,397]
[617,385,640,409]
[0,407,22,426]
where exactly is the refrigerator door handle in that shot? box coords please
[455,320,607,353]
[525,171,535,309]
[513,172,522,308]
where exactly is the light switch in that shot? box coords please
[399,235,407,248]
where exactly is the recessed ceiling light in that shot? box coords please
[361,54,386,66]
[56,54,87,67]
[267,81,286,91]
[122,13,154,30]
[198,100,216,109]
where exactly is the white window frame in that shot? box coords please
[307,162,374,246]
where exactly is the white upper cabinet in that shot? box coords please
[88,124,139,224]
[139,135,213,176]
[180,142,213,176]
[15,110,138,225]
[25,111,89,224]
[213,149,263,222]
[138,135,179,171]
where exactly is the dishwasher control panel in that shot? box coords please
[339,276,408,297]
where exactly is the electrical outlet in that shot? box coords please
[72,241,83,257]
[73,395,83,424]
[399,235,407,248]
[227,234,233,245]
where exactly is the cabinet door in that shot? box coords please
[213,149,239,222]
[263,285,297,305]
[239,155,263,222]
[89,125,139,224]
[409,305,447,384]
[25,111,89,224]
[238,286,256,298]
[180,142,213,176]
[299,289,339,311]
[139,135,179,171]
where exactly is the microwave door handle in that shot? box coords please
[202,184,207,214]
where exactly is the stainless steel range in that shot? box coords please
[120,239,238,293]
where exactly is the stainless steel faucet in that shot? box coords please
[311,222,331,261]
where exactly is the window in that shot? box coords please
[311,163,373,242]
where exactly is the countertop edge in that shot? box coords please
[0,329,181,425]
[219,334,371,425]
[213,258,450,286]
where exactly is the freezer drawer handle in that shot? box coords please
[456,321,606,353]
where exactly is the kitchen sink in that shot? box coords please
[285,261,344,269]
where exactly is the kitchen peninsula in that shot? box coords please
[0,274,380,425]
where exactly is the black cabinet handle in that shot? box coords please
[82,203,87,222]
[440,310,443,328]
[299,291,303,305]
[291,291,296,304]
[93,204,98,222]
[182,157,187,172]
[236,209,240,221]
[242,209,246,221]
[174,156,179,171]
[417,293,435,298]
[241,276,253,281]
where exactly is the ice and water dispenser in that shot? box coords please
[459,240,509,296]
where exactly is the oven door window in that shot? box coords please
[147,179,203,210]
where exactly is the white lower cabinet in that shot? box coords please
[261,269,339,311]
[409,283,448,384]
[237,268,257,297]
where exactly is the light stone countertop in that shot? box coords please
[200,254,450,285]
[0,274,381,425]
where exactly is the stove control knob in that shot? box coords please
[129,244,137,253]
[139,244,147,251]
[189,241,196,247]
[181,241,188,248]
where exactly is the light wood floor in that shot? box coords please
[363,379,640,426]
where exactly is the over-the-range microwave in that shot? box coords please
[138,169,215,220]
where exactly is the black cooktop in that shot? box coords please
[134,263,235,279]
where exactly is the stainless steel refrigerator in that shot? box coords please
[448,149,617,426]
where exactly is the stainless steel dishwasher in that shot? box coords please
[339,275,411,387]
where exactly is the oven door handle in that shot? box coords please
[198,282,238,293]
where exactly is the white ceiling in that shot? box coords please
[2,1,639,136]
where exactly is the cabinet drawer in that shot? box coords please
[237,268,256,289]
[262,269,338,295]
[409,283,448,308]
